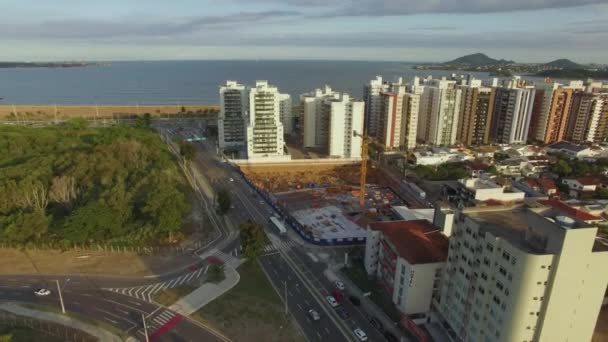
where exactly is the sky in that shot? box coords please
[0,0,607,63]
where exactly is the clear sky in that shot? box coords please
[0,0,607,63]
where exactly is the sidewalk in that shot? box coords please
[0,302,123,342]
[169,265,240,316]
[327,265,411,342]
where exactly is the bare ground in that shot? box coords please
[593,305,608,342]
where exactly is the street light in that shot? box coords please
[55,280,65,314]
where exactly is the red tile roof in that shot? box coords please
[526,178,540,189]
[538,199,601,221]
[369,220,448,264]
[577,176,599,186]
[537,178,557,190]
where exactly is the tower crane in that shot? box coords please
[353,130,370,206]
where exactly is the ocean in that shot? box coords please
[0,60,516,105]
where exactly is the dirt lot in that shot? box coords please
[0,105,218,120]
[593,305,608,342]
[0,249,198,277]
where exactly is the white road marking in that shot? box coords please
[317,332,322,339]
[203,265,210,274]
[184,272,196,283]
[82,293,92,297]
[176,275,189,286]
[166,278,179,288]
[72,301,80,305]
[116,308,129,315]
[128,301,141,306]
[297,303,303,310]
[104,317,117,324]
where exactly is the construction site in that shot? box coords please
[240,160,405,241]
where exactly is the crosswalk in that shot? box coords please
[211,249,243,269]
[136,309,179,340]
[262,239,299,254]
[104,266,209,302]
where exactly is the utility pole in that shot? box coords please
[55,280,65,314]
[142,313,149,342]
[283,281,288,315]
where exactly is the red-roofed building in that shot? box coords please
[562,176,599,198]
[537,178,558,196]
[538,199,603,223]
[365,220,448,319]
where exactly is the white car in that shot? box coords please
[354,328,368,341]
[308,309,320,321]
[34,289,51,296]
[334,280,345,290]
[229,178,234,182]
[326,295,339,308]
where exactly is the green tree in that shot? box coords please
[217,189,231,215]
[65,118,88,130]
[550,159,573,178]
[207,264,225,283]
[135,114,151,128]
[0,334,12,342]
[240,220,265,260]
[179,141,196,161]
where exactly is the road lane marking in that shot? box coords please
[317,332,322,339]
[166,278,179,288]
[325,327,330,334]
[116,308,129,315]
[128,300,141,306]
[82,293,92,297]
[184,272,196,283]
[297,303,302,310]
[104,317,117,324]
[71,301,80,305]
[176,275,188,286]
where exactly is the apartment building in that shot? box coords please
[457,81,495,146]
[435,206,608,342]
[490,87,536,144]
[365,219,448,320]
[364,76,389,137]
[529,82,560,143]
[565,92,608,143]
[279,93,293,135]
[301,85,364,159]
[219,80,248,149]
[246,81,287,160]
[418,78,462,146]
[376,78,420,150]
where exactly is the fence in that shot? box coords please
[235,167,366,246]
[0,310,97,342]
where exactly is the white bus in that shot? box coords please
[269,216,287,234]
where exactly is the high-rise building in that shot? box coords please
[490,87,536,144]
[218,81,248,149]
[565,92,608,143]
[457,82,495,146]
[540,88,574,144]
[376,78,419,150]
[245,81,287,160]
[435,206,608,342]
[301,85,364,159]
[364,76,389,136]
[529,82,560,143]
[279,93,293,135]
[418,79,462,146]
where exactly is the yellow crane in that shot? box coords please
[353,131,370,206]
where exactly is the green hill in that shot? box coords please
[543,59,584,69]
[445,53,514,66]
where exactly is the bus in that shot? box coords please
[269,216,287,234]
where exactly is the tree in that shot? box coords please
[217,189,231,215]
[135,114,151,128]
[550,159,573,178]
[207,264,225,283]
[179,141,196,161]
[65,117,88,130]
[239,220,266,260]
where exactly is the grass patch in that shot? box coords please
[153,283,198,307]
[19,303,127,340]
[343,261,402,322]
[206,264,226,284]
[0,326,64,342]
[193,261,304,342]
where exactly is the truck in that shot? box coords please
[269,216,287,234]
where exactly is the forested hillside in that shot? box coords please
[0,122,191,247]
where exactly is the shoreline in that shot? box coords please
[0,104,219,120]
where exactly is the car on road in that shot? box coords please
[334,280,345,290]
[308,309,320,321]
[354,328,368,341]
[369,316,383,332]
[348,295,360,306]
[229,178,234,182]
[326,295,339,308]
[34,289,51,296]
[336,307,350,319]
[331,290,343,302]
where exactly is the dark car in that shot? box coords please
[335,307,350,319]
[369,316,383,332]
[348,295,361,306]
[384,331,398,342]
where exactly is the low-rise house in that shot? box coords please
[494,158,524,176]
[472,145,499,159]
[545,141,595,159]
[522,155,550,177]
[409,148,474,166]
[537,178,558,196]
[364,220,448,322]
[562,176,598,198]
[464,160,491,178]
[458,177,526,202]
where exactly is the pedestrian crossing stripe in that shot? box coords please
[262,239,299,253]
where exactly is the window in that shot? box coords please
[502,252,510,261]
[487,243,494,252]
[496,281,504,291]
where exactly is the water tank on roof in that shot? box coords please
[555,215,575,228]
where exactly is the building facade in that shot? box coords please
[219,81,248,149]
[376,78,419,151]
[490,87,536,144]
[418,79,462,146]
[539,88,574,144]
[457,83,495,146]
[279,93,293,135]
[364,76,389,137]
[435,206,608,342]
[565,92,608,143]
[246,81,287,159]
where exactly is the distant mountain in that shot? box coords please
[445,53,514,66]
[543,59,584,69]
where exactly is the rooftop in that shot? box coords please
[547,141,589,152]
[538,199,602,221]
[369,220,448,264]
[537,178,557,190]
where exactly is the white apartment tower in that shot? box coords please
[301,85,364,159]
[436,206,608,342]
[377,78,419,151]
[364,76,389,136]
[279,93,293,135]
[418,78,462,146]
[490,86,536,144]
[219,81,248,149]
[246,81,287,159]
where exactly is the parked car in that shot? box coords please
[308,309,320,321]
[334,280,345,290]
[369,316,383,332]
[336,307,350,319]
[331,290,344,301]
[34,289,51,296]
[354,328,368,341]
[384,331,398,342]
[326,296,339,308]
[348,295,361,306]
